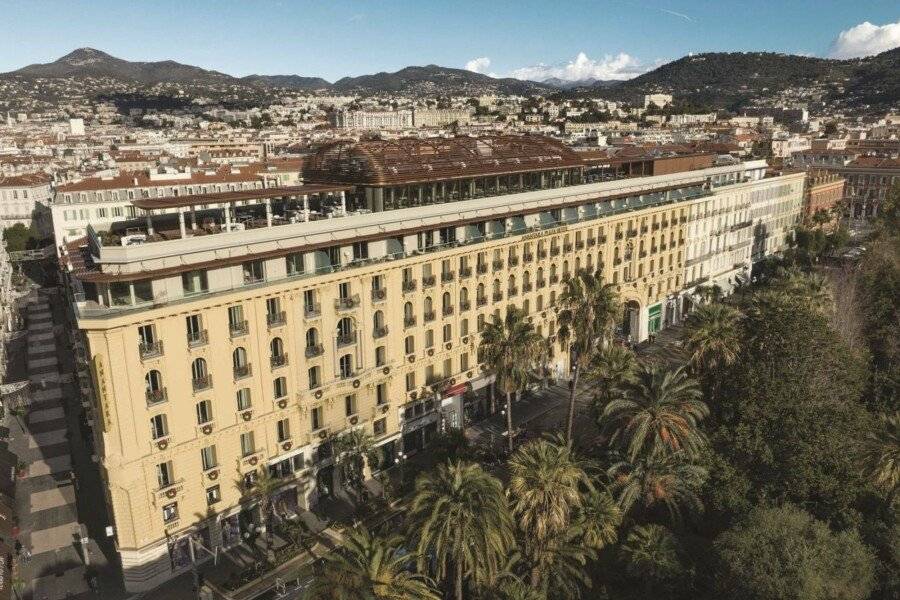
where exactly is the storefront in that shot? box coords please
[648,303,662,335]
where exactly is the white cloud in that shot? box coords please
[465,57,492,74]
[829,20,900,59]
[510,51,647,82]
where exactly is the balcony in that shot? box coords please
[615,232,623,241]
[477,297,488,307]
[146,387,167,404]
[402,280,417,293]
[549,274,559,284]
[233,364,252,380]
[266,311,287,328]
[627,229,638,238]
[423,310,436,323]
[523,252,534,263]
[661,220,669,227]
[422,275,436,288]
[477,263,488,274]
[523,282,533,292]
[187,330,208,348]
[337,331,358,347]
[335,295,361,311]
[563,244,573,253]
[459,266,472,278]
[404,316,417,328]
[538,250,548,259]
[508,256,519,267]
[192,374,212,392]
[492,292,503,302]
[575,240,585,250]
[139,340,163,360]
[460,300,471,311]
[507,287,518,298]
[640,226,649,234]
[441,271,455,283]
[586,238,596,247]
[600,235,608,243]
[304,303,321,319]
[229,320,249,338]
[442,305,454,317]
[373,326,389,339]
[537,279,546,289]
[271,354,288,368]
[371,288,387,302]
[550,247,560,257]
[305,343,324,358]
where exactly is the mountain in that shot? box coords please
[6,47,234,85]
[594,49,900,107]
[540,77,616,90]
[239,74,331,90]
[332,65,553,96]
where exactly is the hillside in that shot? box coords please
[331,65,552,96]
[239,74,331,90]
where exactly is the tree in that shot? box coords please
[2,223,39,252]
[684,303,742,378]
[607,453,706,523]
[245,468,282,558]
[619,524,683,597]
[557,270,619,440]
[714,505,876,600]
[409,461,514,600]
[587,343,637,421]
[304,528,440,600]
[332,429,376,495]
[600,364,708,462]
[479,306,544,452]
[861,412,900,504]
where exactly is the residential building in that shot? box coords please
[413,107,473,128]
[60,135,800,591]
[331,109,414,130]
[802,169,845,224]
[0,173,53,234]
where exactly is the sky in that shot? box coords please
[1,1,899,82]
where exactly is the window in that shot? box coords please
[243,471,258,489]
[196,400,213,425]
[405,372,416,392]
[206,485,221,505]
[162,502,178,523]
[182,270,207,295]
[373,418,387,436]
[460,318,469,337]
[138,324,156,347]
[240,431,255,457]
[228,305,246,335]
[192,358,210,388]
[461,352,469,371]
[236,388,252,411]
[270,337,285,361]
[404,335,415,355]
[308,366,320,389]
[157,461,174,488]
[345,394,357,417]
[375,345,386,367]
[277,418,291,442]
[201,445,218,471]
[338,282,351,300]
[150,414,168,439]
[306,327,319,349]
[242,260,265,284]
[425,329,434,348]
[273,376,287,399]
[232,347,249,376]
[286,252,304,276]
[339,354,353,378]
[186,314,204,344]
[443,324,452,343]
[145,370,164,402]
[311,406,323,431]
[376,383,387,405]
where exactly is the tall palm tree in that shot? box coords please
[304,528,440,600]
[333,429,376,495]
[862,412,900,504]
[244,467,282,558]
[586,343,637,421]
[619,524,682,596]
[577,488,622,551]
[772,268,832,313]
[558,270,619,440]
[480,306,544,452]
[409,461,514,600]
[600,364,708,462]
[684,303,742,377]
[607,453,706,523]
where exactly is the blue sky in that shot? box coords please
[1,1,898,81]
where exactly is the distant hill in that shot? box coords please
[239,74,331,90]
[594,49,900,108]
[6,47,234,85]
[331,65,553,95]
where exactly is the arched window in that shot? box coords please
[492,279,501,294]
[537,294,544,311]
[145,370,164,403]
[523,271,531,285]
[550,264,557,278]
[562,260,569,276]
[423,296,433,314]
[339,354,353,379]
[477,283,485,302]
[537,267,544,284]
[459,287,469,305]
[404,302,414,319]
[270,337,284,358]
[305,327,319,348]
[574,257,581,272]
[507,274,516,293]
[337,317,353,337]
[523,298,530,314]
[232,347,248,369]
[373,310,385,330]
[191,358,208,380]
[442,292,451,312]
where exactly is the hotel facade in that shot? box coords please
[58,136,804,591]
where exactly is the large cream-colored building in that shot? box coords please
[61,135,803,591]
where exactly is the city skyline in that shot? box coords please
[1,0,899,82]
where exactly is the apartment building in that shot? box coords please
[413,107,473,128]
[331,109,414,130]
[60,135,801,591]
[803,169,845,224]
[0,173,53,234]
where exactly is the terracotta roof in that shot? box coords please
[302,135,584,186]
[0,173,52,187]
[846,156,900,169]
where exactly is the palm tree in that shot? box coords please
[480,306,544,452]
[586,343,637,421]
[693,283,723,305]
[558,270,619,440]
[607,453,706,522]
[333,429,376,496]
[243,468,282,558]
[620,524,682,596]
[577,488,622,551]
[862,412,900,504]
[409,461,514,600]
[304,528,440,600]
[684,303,742,377]
[772,268,832,313]
[600,364,708,462]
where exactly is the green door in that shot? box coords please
[648,303,662,334]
